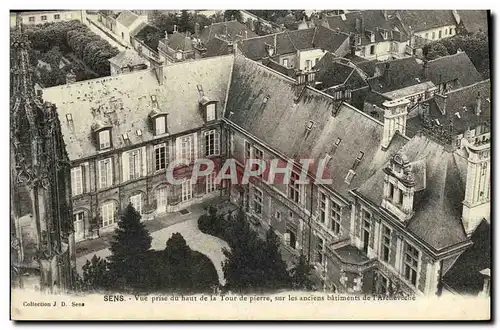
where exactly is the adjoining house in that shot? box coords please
[238,26,350,72]
[199,20,258,45]
[158,31,199,64]
[319,10,409,61]
[97,10,148,47]
[42,54,490,297]
[108,49,149,76]
[10,10,86,27]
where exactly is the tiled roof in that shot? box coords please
[356,134,469,251]
[226,55,406,198]
[199,20,257,44]
[457,10,489,34]
[397,10,456,33]
[116,10,140,28]
[315,53,368,90]
[42,56,234,160]
[442,219,490,295]
[427,52,483,88]
[324,10,404,46]
[159,32,194,53]
[204,37,231,57]
[108,49,147,68]
[367,57,427,94]
[238,26,349,60]
[406,80,491,137]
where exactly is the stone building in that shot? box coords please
[42,53,490,296]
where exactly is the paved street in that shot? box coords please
[76,202,234,286]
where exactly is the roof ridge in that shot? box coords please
[446,79,491,95]
[235,54,296,83]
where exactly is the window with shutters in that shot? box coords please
[205,130,220,156]
[206,103,216,121]
[98,130,111,150]
[128,149,142,180]
[101,201,115,227]
[180,135,195,164]
[288,172,301,204]
[98,158,113,189]
[381,225,391,263]
[181,180,193,202]
[154,143,167,171]
[71,166,84,196]
[206,171,217,193]
[404,243,420,286]
[253,187,263,216]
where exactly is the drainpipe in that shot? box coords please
[307,182,314,262]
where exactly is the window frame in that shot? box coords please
[71,166,84,196]
[155,116,166,135]
[404,242,420,286]
[54,14,60,20]
[98,129,111,150]
[41,15,47,21]
[98,158,113,189]
[28,16,35,22]
[127,148,142,180]
[381,224,392,263]
[206,103,216,121]
[253,186,263,216]
[101,202,115,227]
[288,171,301,204]
[154,143,167,172]
[205,130,220,156]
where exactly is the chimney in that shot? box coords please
[355,18,361,33]
[475,92,482,115]
[382,10,388,21]
[173,24,178,33]
[244,30,248,39]
[150,57,164,85]
[452,10,461,25]
[381,98,410,150]
[66,71,76,85]
[164,31,168,40]
[360,14,365,34]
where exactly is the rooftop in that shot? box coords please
[108,49,147,68]
[457,10,489,34]
[199,20,257,44]
[116,10,141,28]
[356,134,469,251]
[42,55,235,160]
[427,51,484,88]
[396,10,457,33]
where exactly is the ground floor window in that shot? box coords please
[181,180,193,202]
[206,172,217,193]
[156,187,167,213]
[101,202,115,227]
[74,212,85,239]
[129,193,142,215]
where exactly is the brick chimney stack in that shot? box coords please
[381,98,410,150]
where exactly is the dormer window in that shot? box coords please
[99,130,111,150]
[199,96,217,122]
[155,116,166,135]
[207,104,216,121]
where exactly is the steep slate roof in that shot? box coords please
[406,80,491,137]
[116,10,140,28]
[226,55,407,198]
[457,10,489,34]
[315,53,368,90]
[367,57,427,94]
[204,36,231,57]
[159,32,194,53]
[356,134,469,251]
[42,56,234,160]
[108,49,147,68]
[396,10,456,33]
[199,20,257,44]
[427,52,483,88]
[442,219,491,295]
[238,26,349,61]
[324,10,404,46]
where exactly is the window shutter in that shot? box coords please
[192,133,197,162]
[215,131,220,155]
[107,158,113,186]
[175,137,181,160]
[141,147,147,177]
[97,161,103,189]
[122,152,130,182]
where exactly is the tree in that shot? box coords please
[424,42,450,60]
[223,210,291,293]
[108,203,152,290]
[290,253,314,291]
[224,10,242,22]
[81,255,112,291]
[178,10,192,33]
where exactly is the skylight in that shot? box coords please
[356,151,365,161]
[122,133,130,142]
[306,120,314,130]
[136,129,143,136]
[334,138,342,146]
[344,169,355,185]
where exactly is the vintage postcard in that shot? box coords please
[10,9,491,321]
